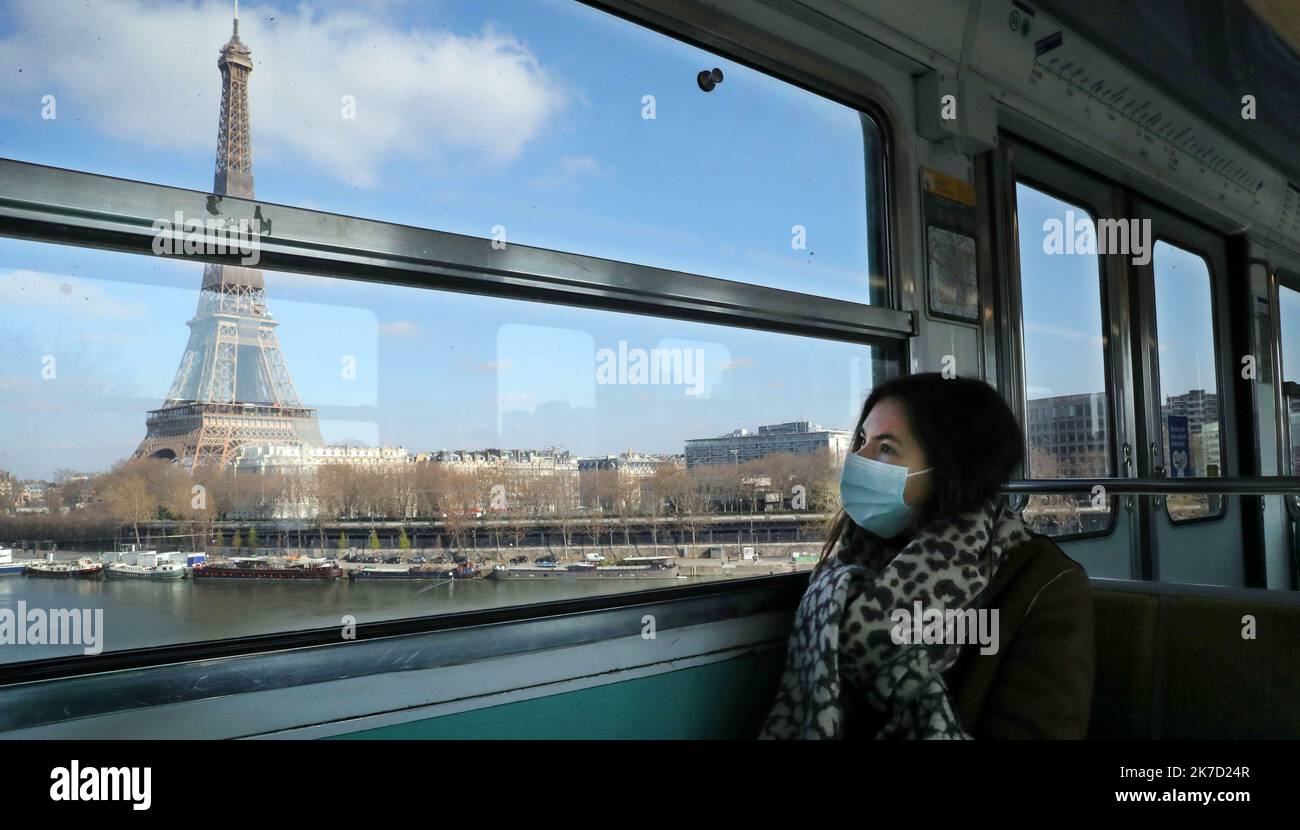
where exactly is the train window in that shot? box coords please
[1013,182,1114,538]
[0,235,898,663]
[1151,240,1224,521]
[1277,283,1300,497]
[0,0,886,304]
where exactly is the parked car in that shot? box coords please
[411,555,427,564]
[383,555,402,564]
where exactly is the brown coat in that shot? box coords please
[844,534,1096,739]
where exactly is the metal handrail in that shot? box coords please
[1004,477,1300,496]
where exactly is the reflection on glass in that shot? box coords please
[0,236,897,663]
[1014,183,1113,537]
[1152,240,1223,520]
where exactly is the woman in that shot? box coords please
[759,373,1095,739]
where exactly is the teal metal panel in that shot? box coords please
[329,650,786,739]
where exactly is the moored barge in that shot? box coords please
[490,556,679,581]
[348,563,478,581]
[26,557,104,578]
[193,557,342,581]
[105,561,188,580]
[0,548,40,577]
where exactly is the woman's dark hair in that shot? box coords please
[820,373,1024,560]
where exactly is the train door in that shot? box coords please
[1000,145,1139,580]
[1131,202,1242,585]
[1000,139,1244,586]
[1272,268,1300,587]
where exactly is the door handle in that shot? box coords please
[1122,443,1134,514]
[1150,441,1165,478]
[1150,441,1165,510]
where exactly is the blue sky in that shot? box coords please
[0,0,890,479]
[1017,183,1236,418]
[1282,286,1300,387]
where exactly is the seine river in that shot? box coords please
[0,564,734,665]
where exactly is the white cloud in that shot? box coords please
[0,270,146,320]
[0,0,568,187]
[1024,321,1104,346]
[377,320,421,338]
[496,391,534,410]
[530,155,608,189]
[460,358,511,373]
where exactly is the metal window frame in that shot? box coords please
[1138,217,1234,527]
[992,139,1131,546]
[0,156,907,685]
[0,158,912,347]
[0,0,926,687]
[2,0,924,347]
[0,575,804,736]
[1274,271,1300,516]
[1272,267,1300,588]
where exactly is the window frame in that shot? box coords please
[0,159,909,345]
[0,571,804,690]
[0,0,908,681]
[1145,233,1231,526]
[1272,269,1300,527]
[1002,167,1123,544]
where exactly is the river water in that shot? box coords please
[0,565,736,665]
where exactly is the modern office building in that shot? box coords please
[1026,393,1110,477]
[684,421,851,468]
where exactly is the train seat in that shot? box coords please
[1090,580,1300,739]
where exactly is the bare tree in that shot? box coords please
[99,459,162,545]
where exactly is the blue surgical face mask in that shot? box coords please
[839,453,932,538]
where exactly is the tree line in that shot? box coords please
[1,451,842,552]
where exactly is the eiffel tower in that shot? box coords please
[134,4,323,467]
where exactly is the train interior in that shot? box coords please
[2,0,1300,740]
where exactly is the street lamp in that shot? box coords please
[750,484,757,543]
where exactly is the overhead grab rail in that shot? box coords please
[1003,478,1300,496]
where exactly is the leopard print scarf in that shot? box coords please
[758,497,1032,740]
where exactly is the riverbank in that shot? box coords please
[4,540,821,579]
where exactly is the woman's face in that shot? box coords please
[856,397,933,508]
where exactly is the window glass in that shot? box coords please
[1278,284,1300,482]
[1152,240,1223,520]
[0,0,884,303]
[1014,182,1113,537]
[0,237,897,663]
